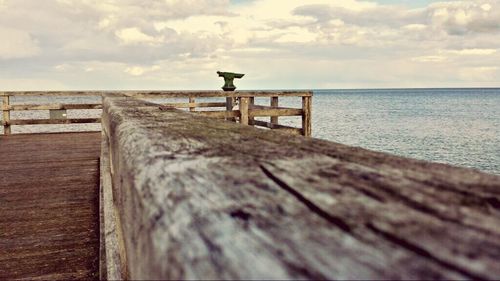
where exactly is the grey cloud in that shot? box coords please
[0,0,231,64]
[426,1,500,35]
[0,0,498,90]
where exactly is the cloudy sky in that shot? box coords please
[0,0,499,90]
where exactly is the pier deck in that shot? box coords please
[0,132,101,280]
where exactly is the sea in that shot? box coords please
[2,88,499,175]
[291,88,500,175]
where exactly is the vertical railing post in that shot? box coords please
[270,96,279,125]
[188,97,196,112]
[2,94,11,135]
[302,96,311,137]
[226,97,234,122]
[239,97,249,125]
[249,97,255,125]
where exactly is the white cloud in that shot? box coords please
[403,24,427,31]
[427,1,500,35]
[445,48,497,55]
[274,27,318,43]
[411,56,447,63]
[115,27,163,45]
[0,27,40,59]
[0,0,498,89]
[124,65,160,76]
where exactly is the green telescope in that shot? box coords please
[217,71,245,91]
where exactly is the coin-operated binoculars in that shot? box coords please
[217,71,245,122]
[217,71,245,91]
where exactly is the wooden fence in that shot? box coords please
[0,91,312,136]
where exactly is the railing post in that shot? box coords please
[2,94,11,135]
[302,96,311,137]
[226,96,236,122]
[188,97,195,112]
[239,97,249,125]
[249,97,255,125]
[270,96,279,125]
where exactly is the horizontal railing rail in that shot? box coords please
[1,91,312,136]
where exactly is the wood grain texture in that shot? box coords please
[7,118,101,125]
[162,102,226,109]
[302,96,312,137]
[7,103,103,111]
[239,97,249,125]
[102,97,500,280]
[100,130,126,281]
[249,108,303,117]
[0,132,101,280]
[3,90,312,98]
[270,96,279,125]
[252,120,302,135]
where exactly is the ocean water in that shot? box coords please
[278,88,500,175]
[2,88,499,175]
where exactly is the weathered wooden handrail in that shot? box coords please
[0,91,312,136]
[100,96,500,280]
[0,90,312,97]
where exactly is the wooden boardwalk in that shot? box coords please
[0,132,101,280]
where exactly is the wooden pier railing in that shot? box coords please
[100,96,500,280]
[2,94,500,280]
[0,91,312,136]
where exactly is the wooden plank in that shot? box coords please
[2,91,104,97]
[239,97,249,125]
[3,91,312,98]
[7,118,101,125]
[2,95,10,135]
[252,120,302,135]
[249,108,303,117]
[226,96,236,122]
[102,97,500,280]
[271,96,279,125]
[161,102,226,109]
[302,96,312,137]
[251,105,298,111]
[249,97,255,125]
[7,103,103,111]
[195,111,240,119]
[188,97,196,112]
[100,131,126,281]
[0,132,100,280]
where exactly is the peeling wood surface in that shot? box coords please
[0,132,101,280]
[103,97,500,280]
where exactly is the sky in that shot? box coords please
[0,0,499,90]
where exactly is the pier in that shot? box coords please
[0,132,100,279]
[1,91,500,280]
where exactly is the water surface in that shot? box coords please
[285,88,500,174]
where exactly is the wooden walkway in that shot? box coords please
[0,132,101,280]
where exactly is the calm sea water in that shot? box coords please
[2,88,499,175]
[297,88,500,175]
